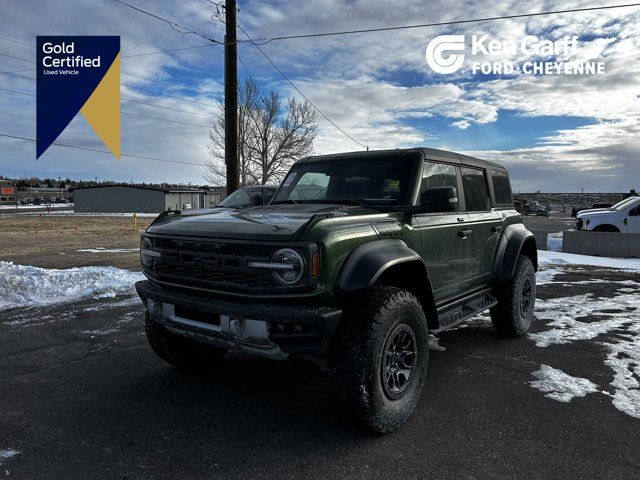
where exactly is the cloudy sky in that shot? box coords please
[0,0,638,191]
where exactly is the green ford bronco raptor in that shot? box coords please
[136,147,537,433]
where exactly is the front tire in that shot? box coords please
[145,313,227,370]
[328,286,429,433]
[490,255,536,337]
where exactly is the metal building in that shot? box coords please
[73,185,206,213]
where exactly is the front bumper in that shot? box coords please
[136,280,341,357]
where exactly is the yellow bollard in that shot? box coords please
[132,213,138,231]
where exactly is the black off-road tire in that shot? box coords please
[145,313,227,370]
[490,255,536,337]
[328,286,429,433]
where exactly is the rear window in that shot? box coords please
[491,171,513,206]
[461,167,491,212]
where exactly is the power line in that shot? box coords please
[0,35,32,48]
[0,86,34,97]
[112,0,223,45]
[121,110,211,128]
[0,51,34,63]
[242,2,640,44]
[0,85,211,128]
[0,132,207,167]
[0,67,218,117]
[0,70,34,80]
[121,97,216,119]
[122,43,219,58]
[0,33,220,59]
[237,24,367,150]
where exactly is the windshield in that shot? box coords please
[612,196,640,211]
[272,156,416,206]
[219,187,275,208]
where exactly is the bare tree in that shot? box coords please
[204,78,317,186]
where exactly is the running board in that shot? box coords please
[432,289,497,334]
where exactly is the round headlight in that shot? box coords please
[270,248,305,286]
[140,237,156,268]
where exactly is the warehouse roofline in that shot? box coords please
[71,184,207,194]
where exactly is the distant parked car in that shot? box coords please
[215,185,278,210]
[576,196,640,232]
[536,206,550,217]
[24,197,34,205]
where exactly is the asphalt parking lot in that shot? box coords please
[1,259,639,479]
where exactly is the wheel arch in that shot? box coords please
[493,224,538,281]
[336,239,438,330]
[592,224,620,232]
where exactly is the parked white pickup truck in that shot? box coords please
[576,196,640,233]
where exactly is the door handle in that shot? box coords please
[491,226,503,234]
[458,229,473,239]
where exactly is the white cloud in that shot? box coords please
[451,119,470,129]
[0,0,638,190]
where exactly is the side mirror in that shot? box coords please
[419,186,458,213]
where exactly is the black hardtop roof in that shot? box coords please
[297,147,506,170]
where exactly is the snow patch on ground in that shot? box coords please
[428,334,446,351]
[530,365,598,402]
[76,247,139,254]
[530,287,640,418]
[538,250,640,272]
[531,292,638,347]
[546,232,563,252]
[0,449,20,465]
[536,266,563,285]
[0,262,144,311]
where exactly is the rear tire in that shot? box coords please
[328,286,428,433]
[145,313,227,370]
[490,255,536,337]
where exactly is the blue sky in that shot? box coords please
[0,0,639,192]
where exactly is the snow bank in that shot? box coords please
[76,247,139,254]
[530,365,598,402]
[538,250,640,271]
[0,262,144,311]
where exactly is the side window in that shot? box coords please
[461,167,491,212]
[420,162,459,212]
[491,171,513,206]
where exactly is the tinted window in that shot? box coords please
[461,168,490,212]
[420,162,459,212]
[491,171,513,206]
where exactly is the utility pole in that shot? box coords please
[224,0,239,195]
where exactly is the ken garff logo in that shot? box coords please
[425,35,465,74]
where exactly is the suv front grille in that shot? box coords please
[145,237,290,293]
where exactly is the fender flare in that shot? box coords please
[493,224,538,280]
[336,239,427,293]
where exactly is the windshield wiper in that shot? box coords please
[271,199,299,204]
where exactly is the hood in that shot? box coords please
[577,208,612,218]
[145,204,372,241]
